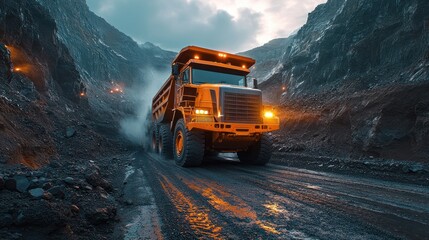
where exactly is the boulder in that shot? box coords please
[14,176,30,193]
[42,192,53,201]
[66,127,76,138]
[29,188,44,199]
[86,207,116,225]
[63,177,76,185]
[85,171,113,192]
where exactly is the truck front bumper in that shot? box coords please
[187,118,280,136]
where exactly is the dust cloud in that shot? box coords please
[119,67,169,147]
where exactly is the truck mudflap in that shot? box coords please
[187,121,279,136]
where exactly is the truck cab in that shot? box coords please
[152,46,279,167]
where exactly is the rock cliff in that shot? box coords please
[239,37,294,83]
[261,0,429,161]
[0,0,174,166]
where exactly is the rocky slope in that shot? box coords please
[0,0,175,165]
[0,0,174,238]
[36,0,175,114]
[239,37,294,83]
[262,0,429,161]
[274,0,429,96]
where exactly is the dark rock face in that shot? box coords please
[1,0,176,115]
[277,0,429,96]
[36,0,176,111]
[0,0,82,101]
[262,0,429,161]
[239,37,294,82]
[0,0,175,165]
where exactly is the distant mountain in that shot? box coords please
[239,37,294,82]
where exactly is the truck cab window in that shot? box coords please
[192,68,245,86]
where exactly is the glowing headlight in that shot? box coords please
[195,109,209,115]
[264,111,274,118]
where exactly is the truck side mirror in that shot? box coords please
[253,78,258,89]
[172,64,179,76]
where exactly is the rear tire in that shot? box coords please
[159,124,173,158]
[151,123,159,153]
[143,123,152,151]
[173,119,204,167]
[237,134,273,165]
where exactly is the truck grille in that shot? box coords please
[223,91,262,123]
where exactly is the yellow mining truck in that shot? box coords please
[151,46,279,167]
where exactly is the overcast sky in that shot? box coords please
[86,0,326,53]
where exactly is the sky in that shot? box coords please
[86,0,326,53]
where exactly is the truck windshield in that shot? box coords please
[192,68,245,86]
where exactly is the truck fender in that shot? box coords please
[171,109,185,131]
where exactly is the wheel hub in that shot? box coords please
[175,130,184,157]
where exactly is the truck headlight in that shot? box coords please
[264,111,274,118]
[195,109,209,115]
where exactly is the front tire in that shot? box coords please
[237,134,273,165]
[173,119,204,167]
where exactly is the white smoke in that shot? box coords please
[119,67,169,146]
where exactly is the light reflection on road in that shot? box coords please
[159,176,223,239]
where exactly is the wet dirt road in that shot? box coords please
[125,151,429,239]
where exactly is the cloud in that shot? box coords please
[87,0,326,52]
[87,0,261,52]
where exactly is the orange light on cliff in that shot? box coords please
[14,67,21,72]
[80,92,85,97]
[109,86,123,94]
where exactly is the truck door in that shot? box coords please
[175,68,190,106]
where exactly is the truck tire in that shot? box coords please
[159,124,173,159]
[151,124,159,153]
[237,133,273,165]
[143,121,154,151]
[173,119,204,167]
